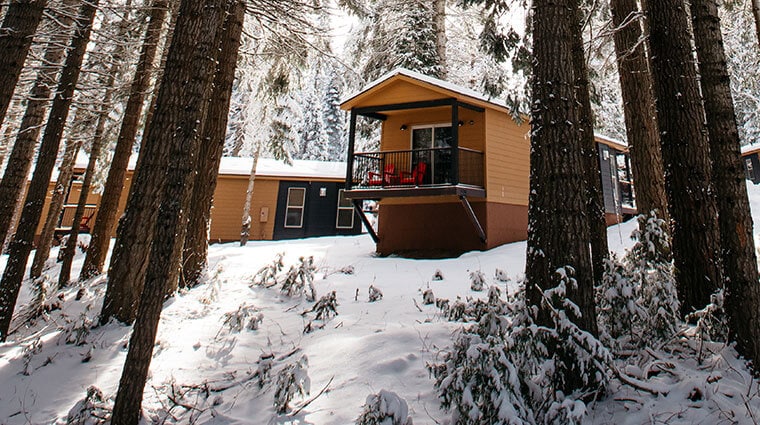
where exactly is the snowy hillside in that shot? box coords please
[2,186,760,424]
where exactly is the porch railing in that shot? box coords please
[349,147,484,189]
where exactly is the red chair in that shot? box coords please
[368,164,396,186]
[400,162,427,185]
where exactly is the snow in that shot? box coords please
[217,157,347,179]
[3,186,760,423]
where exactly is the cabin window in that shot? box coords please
[411,124,453,184]
[284,187,306,228]
[336,189,354,229]
[746,158,754,179]
[411,124,453,150]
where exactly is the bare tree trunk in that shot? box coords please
[79,0,170,281]
[239,145,261,246]
[0,0,99,341]
[609,0,669,225]
[642,0,723,315]
[97,0,179,325]
[752,0,760,49]
[433,0,447,79]
[109,0,226,421]
[29,138,82,279]
[0,0,77,248]
[571,5,608,285]
[182,0,245,288]
[690,0,760,368]
[0,0,47,126]
[526,0,597,336]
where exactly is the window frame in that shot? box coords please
[335,189,355,229]
[284,187,306,229]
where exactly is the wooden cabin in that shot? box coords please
[20,156,361,245]
[742,144,760,184]
[341,68,635,256]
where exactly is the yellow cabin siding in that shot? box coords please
[484,108,531,206]
[208,176,279,242]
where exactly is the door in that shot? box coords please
[411,124,453,184]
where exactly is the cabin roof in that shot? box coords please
[340,68,512,114]
[742,144,760,156]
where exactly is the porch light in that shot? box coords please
[400,124,408,131]
[458,121,464,127]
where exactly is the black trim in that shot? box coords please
[344,185,486,200]
[352,200,379,243]
[459,195,486,243]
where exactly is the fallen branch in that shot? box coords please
[290,376,334,416]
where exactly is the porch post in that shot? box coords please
[450,99,459,185]
[346,109,357,190]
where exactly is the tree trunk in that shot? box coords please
[182,0,245,288]
[752,0,760,49]
[526,0,597,338]
[239,145,261,246]
[0,0,77,248]
[109,0,226,421]
[79,0,170,281]
[642,0,723,315]
[29,137,82,279]
[0,0,47,126]
[0,0,99,341]
[690,0,760,368]
[97,0,179,325]
[571,4,608,285]
[433,0,447,79]
[609,0,669,226]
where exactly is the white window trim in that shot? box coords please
[284,187,306,228]
[336,189,354,229]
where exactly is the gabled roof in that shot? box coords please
[340,68,512,114]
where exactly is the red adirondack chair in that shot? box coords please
[400,162,427,185]
[368,163,396,186]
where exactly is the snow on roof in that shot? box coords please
[594,133,628,149]
[341,67,510,111]
[741,143,760,155]
[218,157,347,180]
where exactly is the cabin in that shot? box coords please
[340,68,635,257]
[742,145,760,184]
[18,156,361,245]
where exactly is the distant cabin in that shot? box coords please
[742,145,760,184]
[20,156,361,245]
[340,68,635,257]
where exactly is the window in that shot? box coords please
[336,189,354,229]
[746,158,754,179]
[284,187,306,228]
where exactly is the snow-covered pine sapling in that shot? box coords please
[274,355,310,414]
[258,353,274,388]
[31,274,50,313]
[494,268,509,282]
[313,291,338,321]
[422,289,435,305]
[596,254,642,349]
[469,270,486,291]
[221,303,260,333]
[356,389,414,425]
[340,265,355,275]
[368,285,383,302]
[20,338,43,376]
[687,289,729,343]
[253,252,285,287]
[281,256,317,300]
[63,311,93,346]
[247,313,264,331]
[66,386,110,425]
[432,269,444,281]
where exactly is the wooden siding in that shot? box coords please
[484,108,531,206]
[208,176,279,242]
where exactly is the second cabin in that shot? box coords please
[341,68,635,257]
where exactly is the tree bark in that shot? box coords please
[109,0,227,421]
[0,0,77,248]
[571,4,608,285]
[29,137,82,279]
[690,0,760,368]
[0,0,99,341]
[752,0,760,49]
[239,145,261,246]
[0,0,47,126]
[97,0,179,325]
[609,0,669,225]
[525,0,597,338]
[642,0,723,315]
[79,0,170,281]
[182,0,245,288]
[433,0,447,79]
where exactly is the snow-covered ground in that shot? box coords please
[2,186,760,424]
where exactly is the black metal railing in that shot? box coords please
[349,147,484,189]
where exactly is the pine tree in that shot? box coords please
[642,0,723,314]
[0,0,99,341]
[0,0,48,126]
[690,0,760,367]
[526,0,597,340]
[79,0,170,280]
[109,0,227,419]
[609,0,669,225]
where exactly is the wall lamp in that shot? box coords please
[400,124,408,130]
